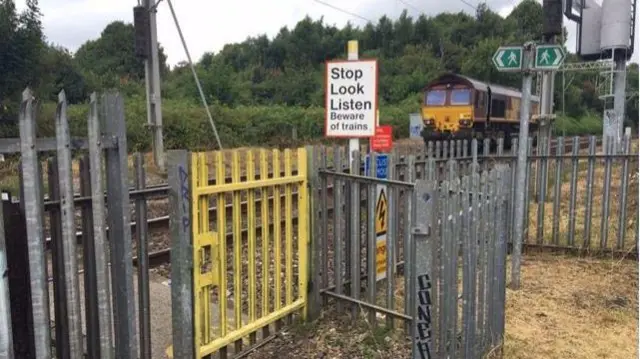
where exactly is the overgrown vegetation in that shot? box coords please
[1,0,638,151]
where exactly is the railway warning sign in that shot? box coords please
[325,59,378,137]
[375,188,388,281]
[370,125,393,153]
[375,188,388,236]
[365,153,390,281]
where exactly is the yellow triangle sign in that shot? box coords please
[375,188,388,236]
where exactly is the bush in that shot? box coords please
[552,112,603,137]
[2,96,421,152]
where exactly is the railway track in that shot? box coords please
[42,136,598,274]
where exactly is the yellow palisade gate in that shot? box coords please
[172,147,309,358]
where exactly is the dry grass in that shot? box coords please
[245,306,411,359]
[247,252,638,359]
[526,144,639,251]
[503,252,638,359]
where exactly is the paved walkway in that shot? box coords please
[47,270,251,358]
[47,270,173,358]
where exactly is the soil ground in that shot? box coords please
[245,252,638,359]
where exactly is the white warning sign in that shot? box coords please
[324,59,378,137]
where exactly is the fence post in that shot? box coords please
[167,150,195,359]
[411,179,434,359]
[102,92,136,358]
[79,155,102,359]
[350,150,362,319]
[0,197,15,359]
[332,146,344,313]
[18,88,50,359]
[87,93,114,358]
[55,90,84,358]
[306,145,322,320]
[403,155,415,333]
[134,153,152,359]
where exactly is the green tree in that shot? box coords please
[0,0,44,122]
[74,21,168,88]
[39,44,88,103]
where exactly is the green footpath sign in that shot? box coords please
[534,45,566,69]
[492,46,523,71]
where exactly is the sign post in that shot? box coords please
[494,42,535,290]
[365,153,389,282]
[492,41,566,290]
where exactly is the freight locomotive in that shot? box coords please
[420,73,540,150]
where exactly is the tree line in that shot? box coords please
[0,0,637,149]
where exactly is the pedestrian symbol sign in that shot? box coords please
[534,45,565,70]
[375,188,388,236]
[492,46,523,72]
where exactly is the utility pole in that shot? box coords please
[611,58,627,152]
[562,0,636,152]
[535,0,564,203]
[139,0,165,172]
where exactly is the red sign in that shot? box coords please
[370,125,393,152]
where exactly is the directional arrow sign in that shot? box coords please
[534,45,566,70]
[492,46,523,71]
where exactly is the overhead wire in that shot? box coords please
[397,0,423,14]
[459,0,478,10]
[311,0,374,23]
[164,0,224,150]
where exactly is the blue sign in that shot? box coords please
[410,125,422,138]
[409,113,423,139]
[365,154,389,179]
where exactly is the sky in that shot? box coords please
[14,0,640,67]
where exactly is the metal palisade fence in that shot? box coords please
[0,84,638,359]
[526,133,638,254]
[0,89,141,359]
[309,144,512,359]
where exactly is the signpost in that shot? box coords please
[409,113,423,139]
[491,41,567,290]
[364,153,389,281]
[324,58,378,137]
[492,46,523,71]
[370,125,393,153]
[534,44,566,70]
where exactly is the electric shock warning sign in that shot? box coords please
[324,59,378,137]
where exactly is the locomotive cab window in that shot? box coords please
[425,90,446,106]
[450,89,471,105]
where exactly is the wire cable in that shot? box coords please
[311,0,374,23]
[459,0,477,10]
[397,0,422,14]
[165,0,224,150]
